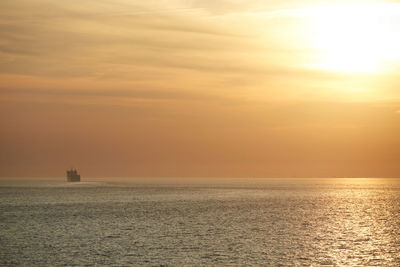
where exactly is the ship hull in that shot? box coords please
[67,176,80,182]
[66,169,81,182]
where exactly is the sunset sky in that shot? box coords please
[1,0,400,178]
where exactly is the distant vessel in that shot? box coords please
[66,169,81,182]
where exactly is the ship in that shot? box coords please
[66,168,81,182]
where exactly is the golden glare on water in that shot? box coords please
[308,3,400,73]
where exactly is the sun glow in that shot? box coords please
[308,3,400,73]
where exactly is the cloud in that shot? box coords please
[1,0,399,104]
[0,86,237,103]
[0,1,245,63]
[0,0,312,81]
[1,0,400,178]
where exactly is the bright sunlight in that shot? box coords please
[308,2,400,73]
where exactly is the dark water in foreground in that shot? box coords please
[1,178,400,266]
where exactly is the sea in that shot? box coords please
[1,178,399,266]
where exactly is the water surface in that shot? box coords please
[1,178,399,266]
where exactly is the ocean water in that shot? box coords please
[1,178,400,266]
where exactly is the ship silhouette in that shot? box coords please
[66,168,80,182]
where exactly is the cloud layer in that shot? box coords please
[1,0,400,177]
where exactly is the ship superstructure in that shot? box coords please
[66,169,81,182]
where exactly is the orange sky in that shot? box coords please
[1,0,400,178]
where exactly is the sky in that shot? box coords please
[1,0,400,178]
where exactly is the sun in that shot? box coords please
[307,2,400,73]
